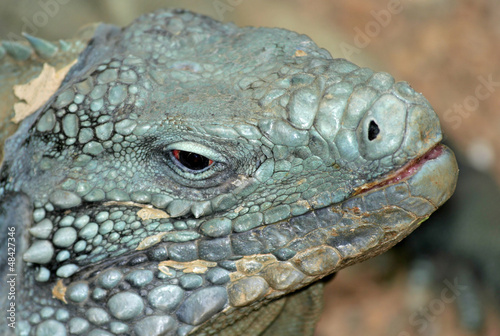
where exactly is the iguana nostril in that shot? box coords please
[368,120,380,141]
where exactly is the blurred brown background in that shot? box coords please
[1,1,499,335]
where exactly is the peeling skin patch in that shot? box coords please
[136,232,167,250]
[137,208,170,220]
[295,50,308,57]
[102,201,170,220]
[230,254,278,281]
[158,260,217,275]
[52,279,67,304]
[233,205,245,213]
[231,174,249,187]
[13,61,76,123]
[295,200,310,208]
[158,264,173,276]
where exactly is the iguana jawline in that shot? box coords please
[354,144,444,196]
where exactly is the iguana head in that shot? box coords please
[0,9,457,336]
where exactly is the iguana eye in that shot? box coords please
[164,142,224,180]
[171,150,214,172]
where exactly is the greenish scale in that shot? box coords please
[97,69,118,84]
[108,84,127,105]
[56,250,70,262]
[78,128,94,143]
[79,222,98,239]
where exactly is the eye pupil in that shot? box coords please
[368,120,380,141]
[172,150,213,171]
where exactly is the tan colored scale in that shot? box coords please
[294,50,308,57]
[136,232,168,250]
[52,279,67,304]
[230,254,278,281]
[137,207,170,220]
[103,201,170,220]
[158,259,217,276]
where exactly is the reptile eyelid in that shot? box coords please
[165,141,225,164]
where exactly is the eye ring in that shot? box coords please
[170,149,214,172]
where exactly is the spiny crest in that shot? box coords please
[0,24,97,162]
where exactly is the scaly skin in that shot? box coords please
[0,9,458,336]
[0,23,99,163]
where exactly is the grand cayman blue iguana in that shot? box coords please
[0,9,458,336]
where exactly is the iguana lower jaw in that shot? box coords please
[194,144,458,334]
[355,143,448,195]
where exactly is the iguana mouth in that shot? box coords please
[354,144,444,195]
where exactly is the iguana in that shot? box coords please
[0,9,458,336]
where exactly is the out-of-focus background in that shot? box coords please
[1,1,499,335]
